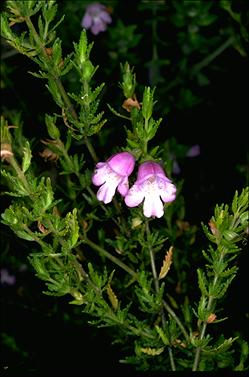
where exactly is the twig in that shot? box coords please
[164,36,235,94]
[82,235,137,278]
[8,155,30,194]
[191,36,235,76]
[192,253,225,371]
[25,16,99,163]
[146,221,177,371]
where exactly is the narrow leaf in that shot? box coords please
[159,246,173,280]
[140,347,164,356]
[107,284,118,310]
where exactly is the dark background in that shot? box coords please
[1,1,248,376]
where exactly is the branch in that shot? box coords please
[82,235,137,278]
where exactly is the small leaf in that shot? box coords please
[197,269,208,296]
[15,230,35,241]
[22,141,32,173]
[68,208,79,248]
[202,337,238,354]
[159,246,173,280]
[140,347,164,356]
[155,325,169,346]
[107,284,118,310]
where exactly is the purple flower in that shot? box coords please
[125,161,176,218]
[92,152,135,204]
[170,144,201,175]
[0,268,16,286]
[186,144,200,158]
[81,2,112,35]
[172,159,181,175]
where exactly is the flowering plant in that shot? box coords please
[92,151,135,203]
[125,161,177,218]
[81,2,112,35]
[0,1,248,375]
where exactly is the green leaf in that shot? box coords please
[197,269,208,296]
[22,141,32,173]
[67,208,79,248]
[46,78,63,107]
[142,87,155,121]
[15,229,35,241]
[155,325,169,346]
[202,337,238,354]
[45,114,60,139]
[42,0,58,24]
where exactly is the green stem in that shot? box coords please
[84,137,98,163]
[104,311,155,340]
[163,300,189,343]
[22,224,46,247]
[164,36,235,94]
[1,47,19,60]
[168,347,176,372]
[149,2,160,87]
[164,77,182,94]
[25,16,49,59]
[80,80,99,163]
[25,16,98,163]
[55,78,78,120]
[72,259,102,295]
[192,253,225,371]
[142,119,149,157]
[8,156,30,194]
[146,221,160,293]
[82,236,137,278]
[146,221,177,371]
[191,36,235,76]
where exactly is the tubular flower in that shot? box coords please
[81,2,112,35]
[92,152,135,204]
[125,161,176,218]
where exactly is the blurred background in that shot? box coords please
[1,1,248,376]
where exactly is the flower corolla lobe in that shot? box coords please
[81,2,112,35]
[92,152,135,204]
[125,161,176,218]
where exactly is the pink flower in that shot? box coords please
[81,2,112,35]
[125,161,176,218]
[92,152,135,204]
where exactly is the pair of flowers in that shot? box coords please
[92,152,176,218]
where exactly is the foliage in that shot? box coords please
[0,0,248,374]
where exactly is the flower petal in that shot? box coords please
[143,194,164,218]
[91,19,106,35]
[159,182,176,203]
[81,14,92,29]
[117,177,129,197]
[99,12,112,24]
[137,161,166,183]
[108,152,135,177]
[97,181,117,204]
[125,184,144,207]
[92,163,108,186]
